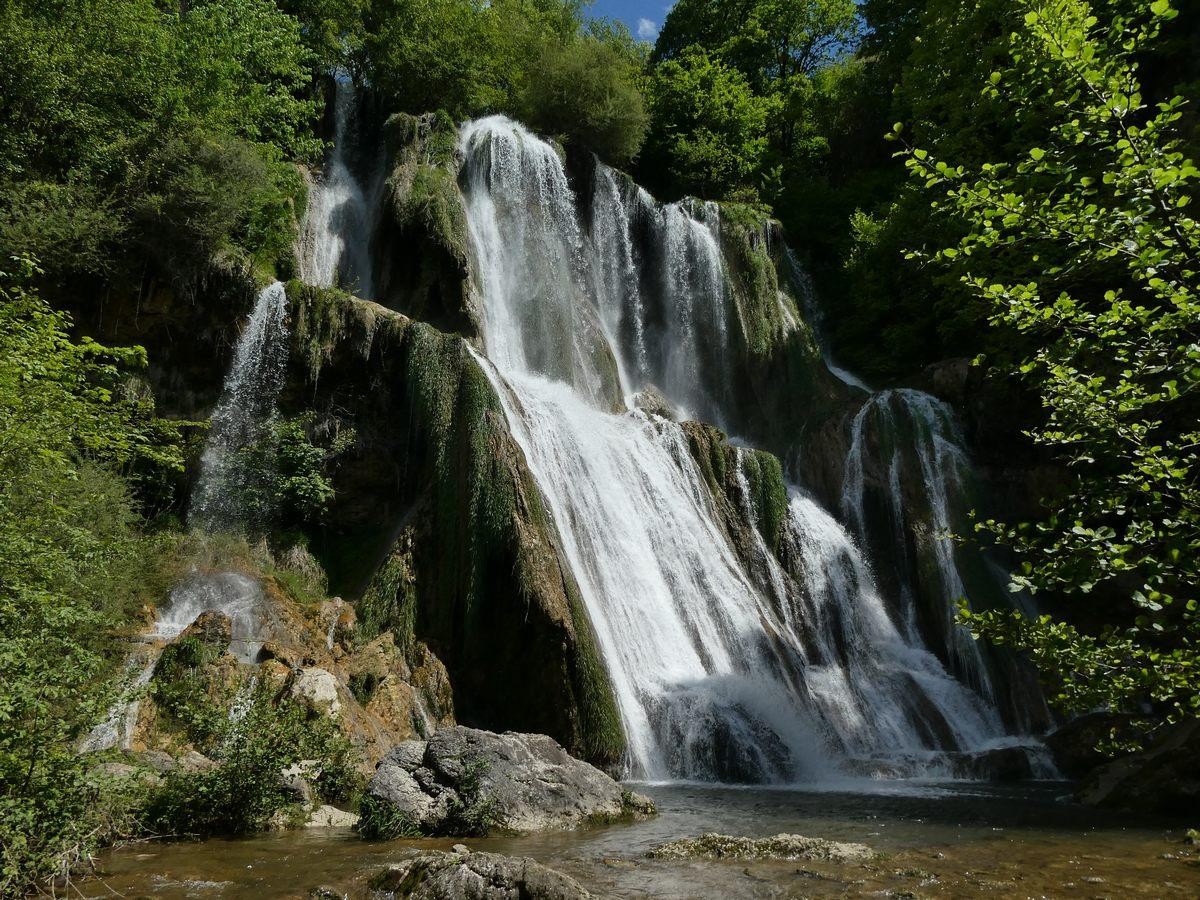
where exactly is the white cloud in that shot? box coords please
[637,17,659,40]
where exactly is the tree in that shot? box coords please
[654,0,859,85]
[520,27,650,165]
[0,260,184,893]
[899,0,1199,746]
[642,47,777,199]
[0,0,316,285]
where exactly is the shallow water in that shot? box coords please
[87,782,1199,898]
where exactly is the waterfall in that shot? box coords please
[459,116,1044,782]
[151,572,272,665]
[780,246,871,393]
[296,78,381,298]
[840,390,997,695]
[80,652,159,753]
[84,283,287,751]
[79,571,271,752]
[189,281,290,532]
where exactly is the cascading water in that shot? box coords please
[296,78,381,297]
[84,286,289,751]
[459,116,1049,782]
[840,390,994,692]
[189,281,290,532]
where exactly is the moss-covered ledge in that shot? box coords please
[281,283,624,767]
[682,420,789,558]
[371,111,476,337]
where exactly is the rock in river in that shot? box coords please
[647,832,875,863]
[370,847,593,899]
[360,726,654,837]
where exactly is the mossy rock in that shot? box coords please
[373,112,475,335]
[281,287,624,766]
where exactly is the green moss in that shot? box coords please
[681,421,730,498]
[563,570,625,766]
[358,547,418,652]
[287,280,409,381]
[680,422,789,555]
[717,213,790,359]
[739,449,789,551]
[385,111,468,266]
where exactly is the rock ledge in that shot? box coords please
[647,832,874,863]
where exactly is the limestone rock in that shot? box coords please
[91,761,162,789]
[369,849,593,899]
[318,597,357,651]
[363,726,653,836]
[181,610,233,650]
[179,750,217,773]
[281,760,321,804]
[632,387,674,420]
[647,832,874,863]
[136,749,177,774]
[290,667,342,719]
[306,805,359,828]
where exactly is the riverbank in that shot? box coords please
[85,781,1200,898]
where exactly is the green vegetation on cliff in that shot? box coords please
[898,0,1200,749]
[0,264,185,894]
[0,0,316,292]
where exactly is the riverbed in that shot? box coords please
[86,781,1199,898]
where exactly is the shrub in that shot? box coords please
[521,32,649,165]
[140,681,362,837]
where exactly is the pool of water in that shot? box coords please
[85,781,1200,898]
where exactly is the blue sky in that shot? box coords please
[585,0,674,42]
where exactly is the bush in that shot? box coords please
[521,32,649,165]
[140,681,362,837]
[0,264,184,895]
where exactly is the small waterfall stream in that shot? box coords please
[459,116,1049,781]
[296,78,382,298]
[189,280,290,532]
[84,285,288,752]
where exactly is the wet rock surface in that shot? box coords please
[370,847,593,899]
[364,726,654,835]
[1078,718,1200,816]
[647,832,875,863]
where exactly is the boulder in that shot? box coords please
[369,848,592,899]
[632,387,674,420]
[178,750,217,773]
[181,610,233,650]
[289,667,342,719]
[306,805,360,828]
[135,749,177,774]
[1077,718,1200,815]
[362,726,654,837]
[647,832,874,863]
[281,760,321,804]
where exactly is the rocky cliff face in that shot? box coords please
[281,284,623,767]
[124,556,454,771]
